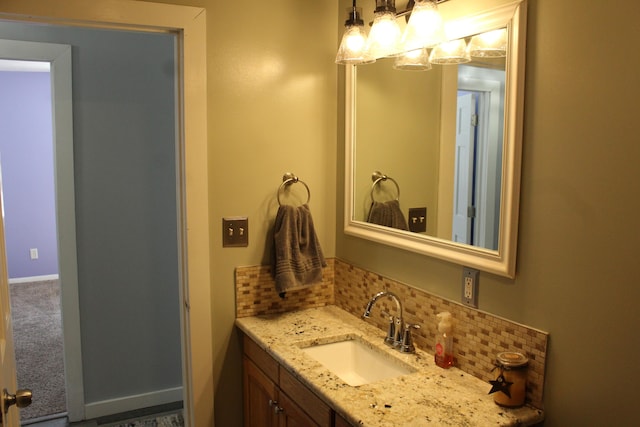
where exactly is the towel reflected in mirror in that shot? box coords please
[366,200,408,231]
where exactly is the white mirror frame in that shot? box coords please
[344,0,527,278]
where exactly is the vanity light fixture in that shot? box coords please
[336,0,376,65]
[336,0,447,66]
[468,28,508,57]
[337,0,499,69]
[365,0,404,59]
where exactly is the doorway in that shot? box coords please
[0,26,185,423]
[453,64,505,250]
[0,2,212,425]
[0,59,67,423]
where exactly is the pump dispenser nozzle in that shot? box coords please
[437,311,452,333]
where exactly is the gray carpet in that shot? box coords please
[9,279,66,420]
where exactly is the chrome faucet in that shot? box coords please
[362,291,417,353]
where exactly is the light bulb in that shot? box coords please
[336,5,375,65]
[394,48,432,71]
[366,11,403,58]
[400,0,445,52]
[429,39,471,64]
[468,28,508,57]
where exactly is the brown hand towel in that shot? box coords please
[366,200,408,230]
[272,204,326,297]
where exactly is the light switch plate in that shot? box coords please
[408,207,427,233]
[222,217,248,247]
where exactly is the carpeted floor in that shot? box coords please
[9,279,66,420]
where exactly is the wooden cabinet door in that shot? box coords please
[278,391,319,427]
[243,356,278,427]
[334,413,352,427]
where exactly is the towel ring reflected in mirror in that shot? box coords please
[277,172,311,206]
[370,171,400,202]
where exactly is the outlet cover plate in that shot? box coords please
[461,267,479,308]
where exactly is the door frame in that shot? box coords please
[0,1,213,425]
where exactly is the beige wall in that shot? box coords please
[148,0,338,424]
[355,61,441,234]
[338,0,640,426]
[162,0,638,425]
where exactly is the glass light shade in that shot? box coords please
[336,6,375,65]
[400,0,446,52]
[393,48,432,71]
[468,28,508,57]
[429,39,471,64]
[365,11,403,58]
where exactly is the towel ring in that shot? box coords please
[277,172,311,206]
[370,171,400,202]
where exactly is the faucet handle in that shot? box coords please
[381,311,397,347]
[399,323,420,353]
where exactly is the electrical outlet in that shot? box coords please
[222,217,249,247]
[461,267,479,308]
[30,248,39,260]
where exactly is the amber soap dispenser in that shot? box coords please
[435,311,454,368]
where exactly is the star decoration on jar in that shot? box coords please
[488,373,513,398]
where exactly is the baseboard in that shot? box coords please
[9,274,59,284]
[84,387,183,420]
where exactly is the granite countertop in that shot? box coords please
[236,305,544,427]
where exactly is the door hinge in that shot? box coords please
[471,114,478,127]
[467,206,476,218]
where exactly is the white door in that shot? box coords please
[452,93,477,244]
[0,167,32,427]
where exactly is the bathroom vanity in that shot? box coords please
[237,305,544,426]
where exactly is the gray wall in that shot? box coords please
[0,23,182,404]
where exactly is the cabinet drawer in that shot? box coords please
[243,334,279,384]
[279,367,332,427]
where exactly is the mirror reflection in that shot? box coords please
[354,28,507,250]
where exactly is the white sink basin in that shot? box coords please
[301,337,416,386]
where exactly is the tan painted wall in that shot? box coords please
[146,0,338,424]
[354,60,442,234]
[337,0,640,426]
[159,0,638,425]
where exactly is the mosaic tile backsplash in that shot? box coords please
[235,259,335,317]
[235,258,548,409]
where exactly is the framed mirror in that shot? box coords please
[344,0,527,277]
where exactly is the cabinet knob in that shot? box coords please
[268,399,284,414]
